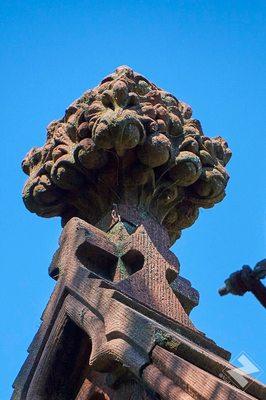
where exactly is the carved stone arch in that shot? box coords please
[26,315,93,400]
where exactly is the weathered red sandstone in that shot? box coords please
[13,67,265,399]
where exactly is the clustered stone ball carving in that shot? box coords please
[22,66,231,243]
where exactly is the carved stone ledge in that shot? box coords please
[22,66,231,244]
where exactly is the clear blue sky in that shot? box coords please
[1,1,265,397]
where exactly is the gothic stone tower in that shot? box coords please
[12,67,265,399]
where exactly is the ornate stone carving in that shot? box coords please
[219,259,266,307]
[22,66,231,243]
[15,67,266,400]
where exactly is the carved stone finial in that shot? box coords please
[22,66,231,243]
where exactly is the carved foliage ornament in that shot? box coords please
[22,66,231,243]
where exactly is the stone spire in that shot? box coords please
[13,68,265,400]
